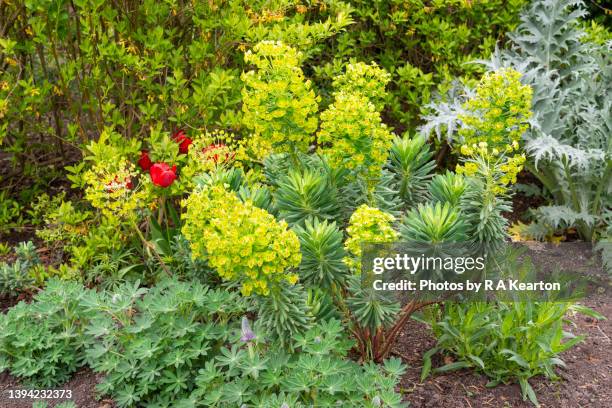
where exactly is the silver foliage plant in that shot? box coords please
[420,0,611,241]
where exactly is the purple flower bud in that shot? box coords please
[240,316,256,342]
[372,396,382,407]
[280,403,289,408]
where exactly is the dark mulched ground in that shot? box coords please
[395,292,611,407]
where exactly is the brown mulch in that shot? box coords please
[0,369,113,408]
[395,293,611,407]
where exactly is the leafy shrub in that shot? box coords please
[0,279,93,387]
[460,155,513,254]
[314,0,528,127]
[0,0,351,179]
[191,319,408,408]
[423,300,603,406]
[182,185,301,296]
[82,279,246,407]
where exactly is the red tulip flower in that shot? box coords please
[173,130,192,154]
[138,150,153,171]
[150,163,177,187]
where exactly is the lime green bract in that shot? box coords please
[182,185,301,296]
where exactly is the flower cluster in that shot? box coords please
[185,130,237,175]
[456,69,532,188]
[83,161,149,220]
[241,41,319,155]
[344,205,399,272]
[332,62,391,110]
[458,68,532,154]
[181,185,301,296]
[318,91,393,186]
[457,142,527,187]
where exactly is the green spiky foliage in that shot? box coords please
[387,135,436,207]
[254,282,313,345]
[238,185,276,215]
[461,171,512,254]
[275,169,340,227]
[429,171,467,208]
[193,166,245,192]
[346,276,400,333]
[306,287,341,322]
[293,218,349,289]
[400,202,467,244]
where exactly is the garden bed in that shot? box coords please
[1,245,609,408]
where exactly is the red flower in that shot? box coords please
[149,163,177,187]
[138,150,153,171]
[203,143,234,164]
[173,130,192,154]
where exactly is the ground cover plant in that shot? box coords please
[0,0,610,407]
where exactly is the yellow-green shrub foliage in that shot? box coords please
[332,62,391,110]
[241,41,319,156]
[457,69,532,185]
[182,185,301,296]
[344,205,399,272]
[318,92,393,185]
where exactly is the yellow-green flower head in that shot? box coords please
[241,41,319,155]
[332,62,391,110]
[457,68,532,187]
[181,185,301,296]
[344,205,399,272]
[318,91,393,186]
[458,68,532,155]
[83,160,150,221]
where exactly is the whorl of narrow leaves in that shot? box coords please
[275,169,340,227]
[293,218,349,289]
[429,171,466,208]
[387,134,436,206]
[461,173,512,254]
[401,202,467,244]
[346,275,401,332]
[241,41,319,155]
[254,282,313,345]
